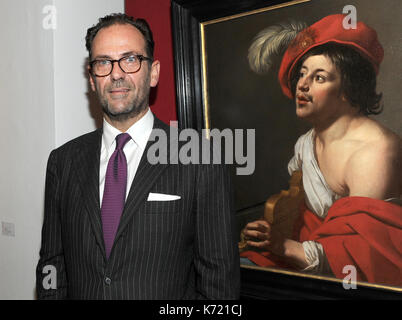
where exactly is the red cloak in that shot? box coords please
[240,197,402,287]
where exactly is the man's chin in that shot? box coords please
[103,105,147,122]
[296,107,312,119]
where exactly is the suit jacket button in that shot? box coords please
[105,277,111,285]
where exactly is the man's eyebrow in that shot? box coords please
[314,68,330,73]
[92,51,140,60]
[120,51,139,57]
[301,65,331,74]
[92,54,112,60]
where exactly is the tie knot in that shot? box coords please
[115,133,131,150]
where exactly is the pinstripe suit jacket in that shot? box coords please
[36,117,240,299]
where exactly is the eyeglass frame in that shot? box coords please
[89,54,153,77]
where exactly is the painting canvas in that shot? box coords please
[172,0,401,295]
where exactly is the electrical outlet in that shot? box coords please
[2,222,15,237]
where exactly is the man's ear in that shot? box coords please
[88,65,96,92]
[338,89,348,103]
[150,60,160,87]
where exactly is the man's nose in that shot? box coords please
[110,61,126,80]
[297,76,309,91]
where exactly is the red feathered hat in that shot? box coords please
[278,14,384,99]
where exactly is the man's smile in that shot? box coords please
[109,88,130,93]
[108,88,131,98]
[296,93,312,106]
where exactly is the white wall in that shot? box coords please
[0,0,55,300]
[0,0,124,300]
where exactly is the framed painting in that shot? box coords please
[171,0,402,299]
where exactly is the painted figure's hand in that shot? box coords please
[242,220,286,257]
[242,219,309,269]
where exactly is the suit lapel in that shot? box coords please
[114,117,177,242]
[74,129,106,256]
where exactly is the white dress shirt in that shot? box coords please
[99,108,154,206]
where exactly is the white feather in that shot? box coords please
[248,21,307,74]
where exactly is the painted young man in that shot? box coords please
[241,14,401,286]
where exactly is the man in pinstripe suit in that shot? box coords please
[36,13,240,299]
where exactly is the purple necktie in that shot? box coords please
[101,133,131,259]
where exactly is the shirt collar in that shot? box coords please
[102,108,154,153]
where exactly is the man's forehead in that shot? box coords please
[301,54,336,71]
[91,23,146,57]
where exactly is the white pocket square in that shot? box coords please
[147,192,181,201]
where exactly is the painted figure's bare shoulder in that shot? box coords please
[350,118,400,160]
[344,118,401,199]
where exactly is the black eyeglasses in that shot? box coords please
[89,54,153,77]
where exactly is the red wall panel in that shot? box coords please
[125,0,177,125]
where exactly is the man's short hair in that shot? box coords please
[290,43,383,115]
[85,13,154,60]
